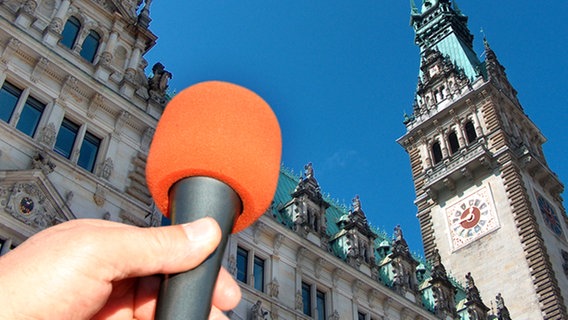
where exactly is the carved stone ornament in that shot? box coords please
[98,157,114,180]
[268,278,279,298]
[31,149,56,175]
[250,300,268,320]
[252,221,264,244]
[48,17,63,32]
[38,123,56,147]
[329,310,340,320]
[270,305,279,320]
[562,250,568,278]
[22,0,38,14]
[273,233,284,254]
[93,184,106,207]
[98,51,112,67]
[228,254,237,277]
[4,183,61,229]
[295,290,303,310]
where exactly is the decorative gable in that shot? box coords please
[0,169,75,232]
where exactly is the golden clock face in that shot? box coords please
[446,186,500,250]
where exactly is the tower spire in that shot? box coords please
[410,0,419,15]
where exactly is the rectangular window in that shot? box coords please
[17,96,45,137]
[253,256,265,292]
[316,290,326,320]
[0,82,21,123]
[55,118,79,159]
[236,246,248,284]
[358,311,367,320]
[302,282,312,316]
[78,131,100,172]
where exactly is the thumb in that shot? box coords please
[103,217,223,279]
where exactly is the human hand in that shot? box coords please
[0,218,241,320]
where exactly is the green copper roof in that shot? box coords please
[270,166,469,315]
[428,34,481,81]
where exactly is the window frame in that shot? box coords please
[431,140,443,164]
[60,16,81,49]
[54,117,103,173]
[0,81,46,138]
[448,130,460,155]
[465,120,477,144]
[80,30,101,62]
[235,245,268,293]
[301,280,328,319]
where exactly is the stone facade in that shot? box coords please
[399,1,568,319]
[0,0,167,245]
[0,1,562,320]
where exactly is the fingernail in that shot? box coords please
[182,218,218,243]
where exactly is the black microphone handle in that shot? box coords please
[155,176,242,320]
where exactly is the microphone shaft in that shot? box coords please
[155,176,242,320]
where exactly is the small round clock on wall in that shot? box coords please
[445,186,500,251]
[536,191,563,236]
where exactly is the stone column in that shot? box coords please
[43,0,73,46]
[95,29,118,81]
[0,238,13,256]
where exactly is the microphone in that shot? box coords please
[146,81,282,319]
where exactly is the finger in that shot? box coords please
[212,267,242,311]
[209,306,229,320]
[100,217,223,280]
[133,275,162,320]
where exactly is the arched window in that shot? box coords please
[448,131,459,154]
[465,120,477,143]
[80,30,101,62]
[432,141,443,164]
[61,16,80,49]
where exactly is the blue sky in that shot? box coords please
[145,1,568,253]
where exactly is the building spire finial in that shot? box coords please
[410,0,419,14]
[452,0,462,14]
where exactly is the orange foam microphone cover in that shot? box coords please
[146,81,282,233]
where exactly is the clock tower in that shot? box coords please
[398,1,568,319]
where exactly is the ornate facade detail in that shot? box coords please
[38,122,56,147]
[286,163,330,243]
[228,254,237,277]
[98,51,112,67]
[93,184,105,207]
[97,157,114,180]
[295,290,303,310]
[329,310,340,320]
[314,257,325,279]
[4,183,63,229]
[332,268,343,288]
[389,225,419,295]
[114,110,131,136]
[268,278,279,298]
[250,300,268,320]
[31,149,56,175]
[464,273,489,319]
[495,293,511,320]
[273,233,284,255]
[297,246,307,266]
[562,249,568,278]
[252,221,264,244]
[21,0,38,14]
[429,249,457,318]
[141,127,154,151]
[87,93,104,118]
[30,57,49,83]
[270,305,279,320]
[147,62,171,105]
[48,17,63,33]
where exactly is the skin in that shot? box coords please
[0,217,241,320]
